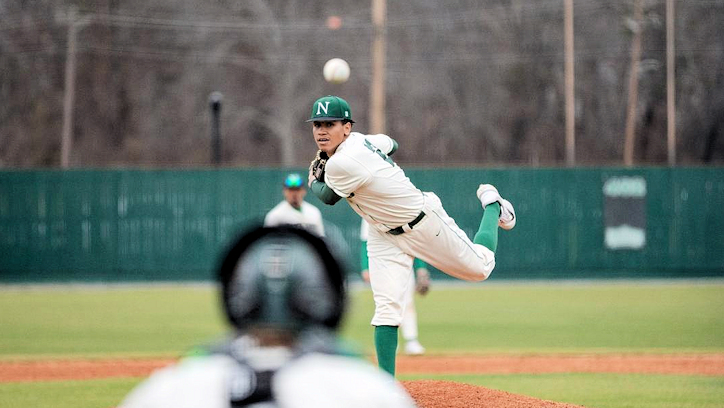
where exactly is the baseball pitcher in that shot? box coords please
[305,95,516,376]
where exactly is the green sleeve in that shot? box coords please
[310,180,343,205]
[388,139,398,156]
[413,258,427,270]
[360,240,369,271]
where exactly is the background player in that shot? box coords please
[360,219,429,356]
[119,226,416,408]
[265,173,324,236]
[305,95,516,376]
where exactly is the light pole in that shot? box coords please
[564,0,575,166]
[60,7,90,168]
[666,0,676,166]
[209,92,223,166]
[624,0,644,167]
[370,0,387,134]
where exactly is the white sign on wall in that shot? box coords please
[603,176,647,250]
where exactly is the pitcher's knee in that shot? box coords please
[469,260,495,281]
[467,267,493,282]
[371,304,404,326]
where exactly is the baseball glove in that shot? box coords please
[309,150,329,183]
[415,268,431,296]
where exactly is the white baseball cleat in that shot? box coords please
[404,340,426,356]
[498,198,516,230]
[477,184,516,230]
[477,184,502,208]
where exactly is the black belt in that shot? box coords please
[387,211,426,235]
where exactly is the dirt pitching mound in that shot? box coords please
[403,380,585,408]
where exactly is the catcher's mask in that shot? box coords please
[219,226,346,333]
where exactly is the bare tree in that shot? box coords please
[1,0,722,167]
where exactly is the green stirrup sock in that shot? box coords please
[374,325,398,376]
[473,202,500,253]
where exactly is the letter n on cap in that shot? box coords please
[316,101,330,115]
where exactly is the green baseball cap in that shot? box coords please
[306,95,354,123]
[283,173,304,189]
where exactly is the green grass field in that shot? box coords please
[0,281,723,408]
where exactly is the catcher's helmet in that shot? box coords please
[218,226,346,332]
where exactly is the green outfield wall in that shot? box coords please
[1,167,722,282]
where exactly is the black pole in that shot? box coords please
[209,91,223,166]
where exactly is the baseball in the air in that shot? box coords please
[323,58,350,84]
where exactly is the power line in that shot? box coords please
[0,17,58,31]
[0,0,679,33]
[2,2,721,66]
[4,36,719,65]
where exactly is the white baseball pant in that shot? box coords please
[368,192,495,326]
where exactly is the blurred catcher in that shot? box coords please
[119,226,416,408]
[305,95,516,376]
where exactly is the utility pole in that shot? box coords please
[370,0,387,134]
[624,0,644,166]
[209,92,223,166]
[666,0,676,166]
[564,0,575,166]
[60,7,79,168]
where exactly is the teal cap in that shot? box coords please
[306,95,354,123]
[283,173,304,189]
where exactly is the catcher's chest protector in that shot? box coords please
[229,363,278,407]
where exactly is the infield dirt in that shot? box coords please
[1,353,722,407]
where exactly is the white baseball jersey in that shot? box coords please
[118,352,417,408]
[264,201,325,237]
[328,132,495,326]
[325,132,424,231]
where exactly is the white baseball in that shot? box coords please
[323,58,350,84]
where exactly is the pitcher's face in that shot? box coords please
[312,120,351,156]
